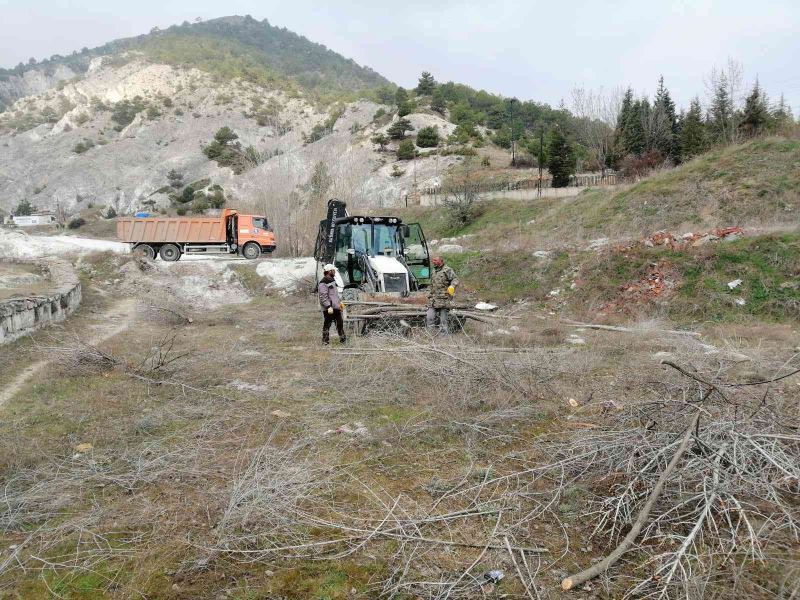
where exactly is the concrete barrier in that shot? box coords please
[420,184,621,206]
[0,259,82,345]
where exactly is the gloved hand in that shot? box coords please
[447,285,455,296]
[340,302,345,310]
[327,307,334,315]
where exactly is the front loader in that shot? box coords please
[313,199,458,333]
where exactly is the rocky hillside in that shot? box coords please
[0,16,470,247]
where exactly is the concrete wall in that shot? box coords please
[419,185,621,206]
[0,259,82,345]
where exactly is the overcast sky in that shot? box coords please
[1,0,798,113]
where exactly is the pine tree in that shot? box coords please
[396,139,417,160]
[431,88,446,115]
[547,127,576,188]
[772,93,795,131]
[415,71,436,95]
[709,73,733,143]
[395,87,412,116]
[740,80,770,138]
[213,126,239,146]
[370,133,389,152]
[14,199,34,216]
[415,126,440,148]
[611,87,634,166]
[653,76,678,162]
[624,99,647,156]
[167,169,183,189]
[387,118,414,140]
[679,97,708,160]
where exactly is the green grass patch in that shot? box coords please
[573,234,800,323]
[439,249,573,303]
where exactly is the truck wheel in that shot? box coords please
[242,242,261,260]
[133,244,155,260]
[159,243,181,262]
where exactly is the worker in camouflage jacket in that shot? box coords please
[426,256,459,333]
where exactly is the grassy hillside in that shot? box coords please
[423,233,800,325]
[404,137,800,245]
[399,137,800,324]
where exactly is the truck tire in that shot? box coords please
[159,243,182,262]
[242,242,261,260]
[133,244,155,260]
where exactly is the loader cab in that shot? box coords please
[323,216,430,292]
[400,222,431,287]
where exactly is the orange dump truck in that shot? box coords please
[116,208,276,261]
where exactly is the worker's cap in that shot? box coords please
[323,263,336,272]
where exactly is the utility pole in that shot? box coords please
[411,150,419,206]
[537,126,544,197]
[509,98,516,167]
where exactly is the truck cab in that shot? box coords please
[235,214,276,258]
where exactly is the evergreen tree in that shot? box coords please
[611,87,634,166]
[740,80,770,138]
[653,76,678,161]
[416,126,440,148]
[387,118,414,140]
[167,169,183,189]
[772,93,795,131]
[14,199,34,216]
[214,126,239,145]
[415,71,436,95]
[679,97,708,160]
[395,87,412,116]
[709,73,733,143]
[394,87,408,106]
[623,99,648,156]
[396,138,417,160]
[431,88,447,115]
[375,86,395,105]
[370,133,389,152]
[547,127,576,187]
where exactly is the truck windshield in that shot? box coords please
[348,223,400,257]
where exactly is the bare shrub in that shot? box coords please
[442,158,483,229]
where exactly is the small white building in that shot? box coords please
[12,213,57,226]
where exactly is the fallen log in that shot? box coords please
[561,412,700,591]
[561,319,701,338]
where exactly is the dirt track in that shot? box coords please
[0,297,137,407]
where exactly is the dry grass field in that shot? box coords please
[0,247,797,599]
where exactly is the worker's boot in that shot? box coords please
[339,335,347,345]
[322,332,330,345]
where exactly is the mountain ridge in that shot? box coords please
[0,15,393,110]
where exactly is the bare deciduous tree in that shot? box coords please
[442,158,482,228]
[570,86,623,175]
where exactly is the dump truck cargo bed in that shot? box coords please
[116,213,230,244]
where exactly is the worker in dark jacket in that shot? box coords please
[318,264,346,345]
[426,256,459,333]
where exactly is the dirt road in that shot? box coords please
[0,296,138,408]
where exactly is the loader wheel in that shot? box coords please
[133,244,155,260]
[159,243,181,262]
[242,242,261,260]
